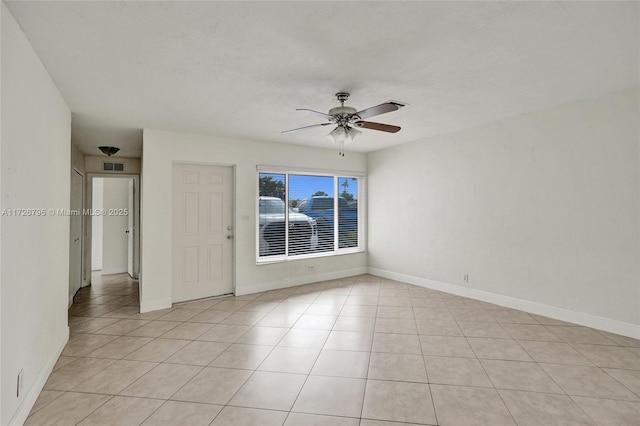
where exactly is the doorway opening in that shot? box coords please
[90,175,140,282]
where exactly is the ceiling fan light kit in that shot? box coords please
[283,92,406,156]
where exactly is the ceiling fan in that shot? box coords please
[282,92,406,156]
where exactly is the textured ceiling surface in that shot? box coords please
[5,1,639,157]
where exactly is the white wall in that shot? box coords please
[1,4,71,424]
[368,88,640,337]
[141,129,368,311]
[101,178,130,274]
[91,178,104,270]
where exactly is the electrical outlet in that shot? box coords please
[17,369,23,397]
[463,273,469,283]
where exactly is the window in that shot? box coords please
[257,170,362,261]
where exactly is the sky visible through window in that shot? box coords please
[260,173,358,201]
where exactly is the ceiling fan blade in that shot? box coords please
[355,101,406,120]
[296,108,333,119]
[354,121,401,133]
[281,122,332,134]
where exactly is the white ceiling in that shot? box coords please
[5,1,639,158]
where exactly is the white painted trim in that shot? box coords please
[368,268,640,340]
[235,267,368,296]
[140,298,172,313]
[91,260,102,270]
[8,327,70,426]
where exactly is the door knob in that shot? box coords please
[125,230,130,234]
[227,235,233,239]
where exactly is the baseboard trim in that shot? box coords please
[9,326,70,426]
[140,297,172,313]
[368,268,640,339]
[235,267,368,296]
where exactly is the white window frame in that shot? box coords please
[256,166,365,264]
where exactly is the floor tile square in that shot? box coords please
[209,344,273,370]
[501,323,562,342]
[258,346,320,374]
[573,343,640,369]
[171,366,252,405]
[372,333,422,354]
[375,306,414,319]
[235,326,288,345]
[284,413,359,426]
[324,330,373,351]
[489,309,539,324]
[572,396,640,425]
[278,329,330,349]
[424,356,493,387]
[160,322,213,340]
[368,352,427,382]
[77,396,163,426]
[221,311,267,326]
[141,401,222,426]
[292,376,366,418]
[541,363,639,400]
[44,358,116,391]
[480,359,563,393]
[449,308,496,323]
[546,326,616,345]
[120,363,202,399]
[430,384,515,426]
[311,350,370,378]
[72,359,157,395]
[229,371,306,411]
[188,309,233,324]
[467,337,532,361]
[85,336,153,359]
[516,340,593,366]
[457,321,509,338]
[413,306,454,321]
[196,324,251,343]
[61,334,119,357]
[339,305,378,318]
[124,338,190,362]
[93,319,150,335]
[255,312,301,328]
[416,319,463,337]
[210,406,288,426]
[126,320,181,337]
[604,368,640,395]
[498,389,594,425]
[420,335,476,358]
[374,318,418,334]
[362,379,436,424]
[156,308,200,322]
[25,392,111,426]
[164,341,230,366]
[29,390,65,415]
[293,314,338,330]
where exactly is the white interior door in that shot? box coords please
[69,170,83,306]
[172,163,233,302]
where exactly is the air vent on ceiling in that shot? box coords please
[103,162,125,172]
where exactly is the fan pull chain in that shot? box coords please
[339,140,345,156]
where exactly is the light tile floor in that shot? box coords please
[26,273,640,425]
